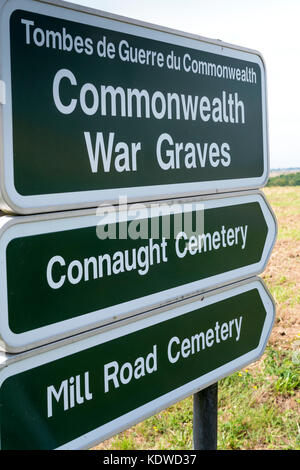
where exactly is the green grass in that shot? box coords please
[263,187,300,241]
[264,347,300,396]
[218,347,300,450]
[278,227,300,241]
[268,279,300,306]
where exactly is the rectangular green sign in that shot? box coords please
[0,279,275,450]
[0,0,268,214]
[0,192,276,351]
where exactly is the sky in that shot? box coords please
[64,0,300,169]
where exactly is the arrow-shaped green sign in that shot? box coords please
[0,278,275,450]
[0,191,276,352]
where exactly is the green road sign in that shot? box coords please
[0,191,276,352]
[0,278,275,449]
[0,0,268,214]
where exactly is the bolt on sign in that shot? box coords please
[0,278,275,450]
[0,192,276,352]
[0,0,268,214]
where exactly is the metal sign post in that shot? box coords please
[193,384,218,450]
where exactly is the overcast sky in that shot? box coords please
[65,0,300,169]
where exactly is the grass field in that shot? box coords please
[93,187,300,451]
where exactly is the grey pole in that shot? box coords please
[193,383,218,450]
